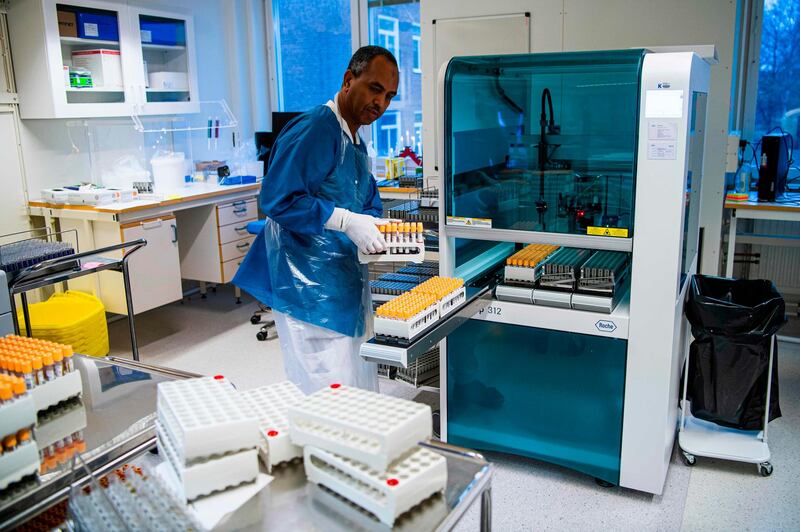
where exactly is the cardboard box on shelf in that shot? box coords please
[58,10,77,37]
[71,49,123,88]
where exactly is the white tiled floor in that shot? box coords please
[109,286,800,531]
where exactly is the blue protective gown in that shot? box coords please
[233,105,382,337]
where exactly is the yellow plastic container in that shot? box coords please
[17,291,109,357]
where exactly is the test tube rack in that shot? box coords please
[289,384,432,471]
[503,244,560,286]
[156,420,258,501]
[156,376,259,463]
[0,442,39,490]
[239,381,306,472]
[303,445,447,526]
[374,299,440,341]
[0,394,36,441]
[359,241,426,264]
[538,247,593,291]
[373,277,465,341]
[578,250,630,295]
[31,369,82,413]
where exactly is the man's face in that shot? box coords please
[341,56,399,126]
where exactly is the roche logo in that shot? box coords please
[595,320,617,333]
[657,82,671,88]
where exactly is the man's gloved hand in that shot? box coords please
[325,207,387,254]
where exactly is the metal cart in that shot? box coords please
[8,239,147,361]
[678,335,776,477]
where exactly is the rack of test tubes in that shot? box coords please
[0,372,39,490]
[538,248,593,291]
[0,335,81,413]
[156,376,259,501]
[0,239,75,282]
[359,221,425,264]
[578,250,630,295]
[239,380,306,472]
[37,398,87,475]
[289,384,446,526]
[373,276,465,341]
[503,244,561,286]
[68,463,202,532]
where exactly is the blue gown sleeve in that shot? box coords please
[361,174,383,217]
[260,115,338,235]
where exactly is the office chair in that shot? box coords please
[246,220,276,341]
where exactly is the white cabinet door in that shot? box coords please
[126,7,200,116]
[120,216,183,314]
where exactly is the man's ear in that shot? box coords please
[342,70,354,93]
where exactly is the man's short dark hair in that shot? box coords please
[347,45,398,77]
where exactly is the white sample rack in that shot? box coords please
[374,302,440,341]
[289,384,432,471]
[0,395,36,439]
[156,376,259,462]
[503,264,541,285]
[359,241,425,264]
[31,370,82,413]
[304,445,447,526]
[156,421,258,501]
[0,443,39,490]
[239,381,305,471]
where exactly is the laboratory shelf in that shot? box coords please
[678,409,770,464]
[59,36,119,46]
[141,43,186,50]
[360,284,493,368]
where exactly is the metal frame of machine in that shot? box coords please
[434,51,710,495]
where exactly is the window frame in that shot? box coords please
[376,14,400,61]
[378,109,401,156]
[412,22,421,74]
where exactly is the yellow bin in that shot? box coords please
[18,291,109,357]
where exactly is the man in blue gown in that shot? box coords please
[234,46,399,393]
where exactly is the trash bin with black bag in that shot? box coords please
[678,275,785,476]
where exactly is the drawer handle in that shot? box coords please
[233,208,248,216]
[171,224,178,243]
[233,200,247,207]
[236,242,251,251]
[234,225,247,232]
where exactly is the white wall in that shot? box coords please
[421,0,740,275]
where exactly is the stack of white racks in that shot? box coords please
[289,384,447,526]
[155,376,260,501]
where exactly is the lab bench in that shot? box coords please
[0,355,493,531]
[28,182,260,314]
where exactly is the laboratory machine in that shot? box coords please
[362,48,710,495]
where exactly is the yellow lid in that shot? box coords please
[20,360,32,374]
[52,350,63,362]
[3,435,17,448]
[42,353,53,366]
[12,379,26,396]
[31,357,42,370]
[63,345,74,358]
[18,429,31,442]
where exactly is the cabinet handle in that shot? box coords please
[233,208,248,216]
[234,225,247,232]
[236,242,251,251]
[171,224,178,243]
[233,200,246,207]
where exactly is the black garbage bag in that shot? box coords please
[684,275,785,430]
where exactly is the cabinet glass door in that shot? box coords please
[137,14,192,105]
[56,3,128,108]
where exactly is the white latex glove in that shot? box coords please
[325,207,387,254]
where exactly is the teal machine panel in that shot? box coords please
[447,321,627,485]
[442,50,645,484]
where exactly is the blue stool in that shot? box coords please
[246,219,275,341]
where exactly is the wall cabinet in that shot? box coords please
[8,0,199,118]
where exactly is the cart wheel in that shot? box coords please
[758,462,773,477]
[250,315,261,324]
[681,451,696,466]
[595,478,615,488]
[256,331,269,341]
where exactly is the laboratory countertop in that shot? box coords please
[28,182,261,215]
[0,357,492,531]
[724,192,800,212]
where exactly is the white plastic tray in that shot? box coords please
[438,287,466,318]
[289,384,432,471]
[0,395,36,439]
[157,376,259,463]
[374,303,439,341]
[31,370,82,412]
[359,241,425,264]
[156,422,259,502]
[0,443,39,490]
[35,401,87,450]
[503,265,540,285]
[304,445,447,526]
[239,381,305,471]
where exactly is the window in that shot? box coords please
[414,111,423,153]
[271,0,352,112]
[412,23,421,73]
[368,1,421,157]
[377,111,400,155]
[376,15,400,60]
[755,0,800,140]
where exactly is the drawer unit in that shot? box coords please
[217,199,257,227]
[218,220,254,245]
[222,257,244,284]
[220,236,255,262]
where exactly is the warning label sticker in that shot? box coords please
[587,226,629,238]
[446,216,492,228]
